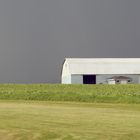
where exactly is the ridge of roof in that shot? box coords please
[65,58,140,59]
[65,58,140,63]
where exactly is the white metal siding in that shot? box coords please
[71,75,83,84]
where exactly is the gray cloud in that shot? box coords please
[0,0,140,83]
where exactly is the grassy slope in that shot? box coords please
[0,84,140,103]
[0,101,140,140]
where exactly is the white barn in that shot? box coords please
[61,58,140,84]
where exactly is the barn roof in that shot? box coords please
[63,58,140,75]
[65,58,140,63]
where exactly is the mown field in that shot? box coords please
[0,84,140,103]
[0,84,140,140]
[0,101,140,140]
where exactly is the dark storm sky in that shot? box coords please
[0,0,140,83]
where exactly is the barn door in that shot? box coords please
[83,75,96,84]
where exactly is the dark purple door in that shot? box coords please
[83,75,96,84]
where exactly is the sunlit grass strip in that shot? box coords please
[0,84,140,103]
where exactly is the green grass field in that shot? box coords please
[0,84,140,139]
[0,84,140,103]
[0,101,140,140]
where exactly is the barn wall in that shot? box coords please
[71,75,83,84]
[138,75,140,83]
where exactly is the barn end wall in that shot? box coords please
[62,75,71,84]
[61,60,71,84]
